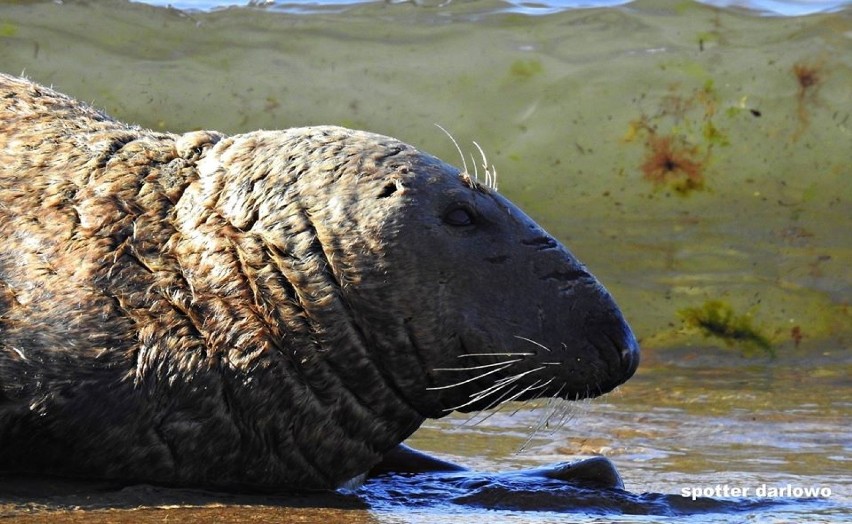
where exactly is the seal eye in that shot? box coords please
[443,205,475,227]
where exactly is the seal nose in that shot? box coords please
[619,325,640,381]
[585,295,640,389]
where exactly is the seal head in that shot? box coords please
[295,138,640,416]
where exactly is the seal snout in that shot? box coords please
[618,324,640,382]
[598,314,640,388]
[578,283,641,394]
[520,259,641,401]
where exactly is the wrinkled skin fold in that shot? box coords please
[0,73,638,490]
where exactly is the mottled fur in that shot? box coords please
[0,73,638,490]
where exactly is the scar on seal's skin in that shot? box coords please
[0,73,639,491]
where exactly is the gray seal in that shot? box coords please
[0,73,638,490]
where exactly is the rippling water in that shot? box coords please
[0,0,850,521]
[137,0,851,17]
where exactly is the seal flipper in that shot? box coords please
[369,446,623,490]
[515,456,624,490]
[369,444,467,477]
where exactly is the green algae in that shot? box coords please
[0,21,17,37]
[508,58,543,80]
[623,79,736,196]
[679,300,774,357]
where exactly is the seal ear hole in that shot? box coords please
[377,182,399,199]
[443,205,476,227]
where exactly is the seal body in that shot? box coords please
[0,73,638,490]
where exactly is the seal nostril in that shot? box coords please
[522,236,558,250]
[541,268,590,282]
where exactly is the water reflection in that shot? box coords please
[135,0,852,17]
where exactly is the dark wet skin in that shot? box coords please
[362,445,795,516]
[371,444,623,489]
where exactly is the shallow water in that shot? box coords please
[0,0,850,521]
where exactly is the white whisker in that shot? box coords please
[507,379,551,412]
[473,372,522,398]
[463,372,525,406]
[464,384,521,426]
[476,386,517,419]
[448,381,516,413]
[518,380,561,451]
[451,364,548,414]
[479,384,521,412]
[526,377,554,394]
[433,358,523,372]
[508,402,528,417]
[514,335,552,352]
[554,395,581,431]
[517,383,570,449]
[472,141,490,189]
[426,361,516,391]
[549,382,567,406]
[481,368,547,421]
[457,352,535,358]
[497,365,545,385]
[434,123,469,179]
[539,396,560,430]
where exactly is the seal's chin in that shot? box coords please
[555,319,640,402]
[442,319,640,415]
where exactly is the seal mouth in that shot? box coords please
[433,319,640,415]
